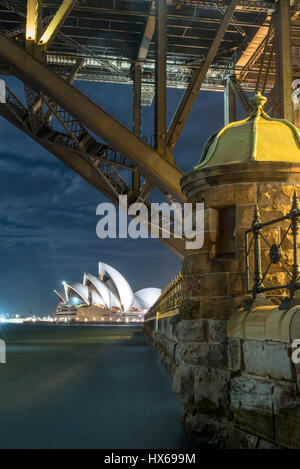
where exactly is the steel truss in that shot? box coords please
[0,0,298,258]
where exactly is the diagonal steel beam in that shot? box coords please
[26,0,39,42]
[38,0,78,49]
[132,63,142,200]
[132,1,155,201]
[236,20,273,82]
[229,75,252,114]
[26,0,42,58]
[44,58,83,124]
[166,0,239,150]
[274,0,294,122]
[0,101,121,203]
[0,92,185,258]
[136,0,155,65]
[0,34,185,202]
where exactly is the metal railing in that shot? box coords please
[3,83,132,199]
[5,86,28,122]
[146,272,183,321]
[245,191,300,310]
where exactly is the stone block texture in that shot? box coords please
[144,181,300,449]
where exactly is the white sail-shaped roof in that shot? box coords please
[89,286,105,306]
[83,272,111,308]
[54,289,67,304]
[64,282,89,305]
[134,288,161,310]
[104,278,121,309]
[54,262,161,315]
[98,262,134,313]
[108,289,122,309]
[131,296,144,310]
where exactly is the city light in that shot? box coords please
[70,297,81,305]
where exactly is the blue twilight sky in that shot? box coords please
[0,75,230,316]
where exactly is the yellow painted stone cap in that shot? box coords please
[227,305,300,343]
[195,92,300,170]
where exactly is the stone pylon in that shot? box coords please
[171,93,300,447]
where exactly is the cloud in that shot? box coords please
[0,79,220,315]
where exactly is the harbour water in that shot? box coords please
[0,324,192,449]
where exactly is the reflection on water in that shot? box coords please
[0,325,193,449]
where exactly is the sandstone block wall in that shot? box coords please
[144,180,300,448]
[145,307,300,448]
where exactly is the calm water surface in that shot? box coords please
[0,324,193,449]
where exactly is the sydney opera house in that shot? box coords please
[53,261,161,323]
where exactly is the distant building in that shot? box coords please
[53,261,161,323]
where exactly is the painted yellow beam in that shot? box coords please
[0,34,185,201]
[26,0,39,41]
[236,15,271,80]
[39,0,77,49]
[274,0,294,122]
[0,98,185,257]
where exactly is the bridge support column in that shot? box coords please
[178,168,254,447]
[144,95,300,447]
[146,172,300,448]
[175,162,300,448]
[273,0,294,122]
[224,77,236,125]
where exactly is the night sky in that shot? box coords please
[0,76,227,316]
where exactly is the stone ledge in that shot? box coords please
[181,162,300,198]
[243,340,293,381]
[227,305,300,342]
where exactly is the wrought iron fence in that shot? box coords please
[147,272,183,319]
[245,191,300,310]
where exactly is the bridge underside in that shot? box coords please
[0,0,299,257]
